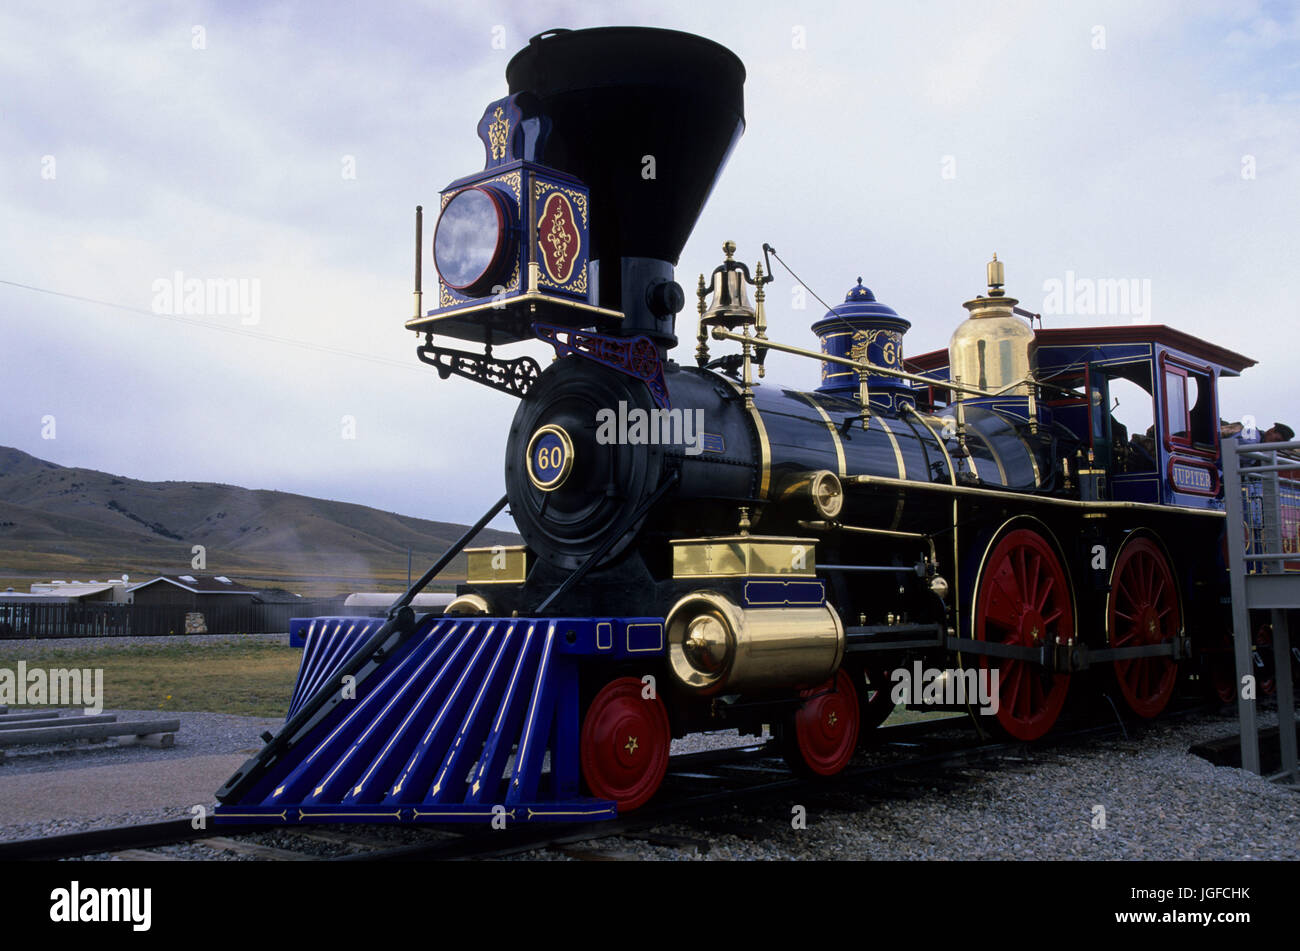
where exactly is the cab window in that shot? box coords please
[1165,367,1189,445]
[1164,361,1215,450]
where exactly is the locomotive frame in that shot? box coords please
[214,26,1272,826]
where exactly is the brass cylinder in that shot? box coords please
[773,469,844,519]
[665,591,844,694]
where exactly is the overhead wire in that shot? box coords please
[0,277,428,375]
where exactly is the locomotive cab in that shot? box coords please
[908,324,1255,507]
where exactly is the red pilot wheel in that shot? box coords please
[974,526,1074,741]
[784,668,861,777]
[580,677,670,812]
[1107,536,1181,718]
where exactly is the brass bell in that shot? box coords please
[700,240,756,329]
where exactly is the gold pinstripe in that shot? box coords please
[794,391,846,477]
[970,427,1008,484]
[874,415,907,529]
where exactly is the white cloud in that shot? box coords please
[1,0,1298,533]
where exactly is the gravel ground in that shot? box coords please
[0,708,281,846]
[508,709,1300,861]
[3,703,1296,861]
[670,730,766,755]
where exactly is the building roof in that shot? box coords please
[29,583,121,598]
[127,575,260,596]
[253,587,308,604]
[906,325,1257,376]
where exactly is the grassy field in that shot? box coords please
[4,640,302,718]
[0,640,969,725]
[0,573,464,599]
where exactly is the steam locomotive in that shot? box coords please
[215,27,1254,824]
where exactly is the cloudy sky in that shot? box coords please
[1,1,1297,532]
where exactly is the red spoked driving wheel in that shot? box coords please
[580,676,670,812]
[783,668,860,777]
[975,526,1073,741]
[1108,536,1181,718]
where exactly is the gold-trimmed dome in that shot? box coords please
[948,253,1036,399]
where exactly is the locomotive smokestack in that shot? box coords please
[506,27,746,350]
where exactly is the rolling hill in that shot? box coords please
[0,447,519,595]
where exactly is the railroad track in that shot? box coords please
[0,698,1227,862]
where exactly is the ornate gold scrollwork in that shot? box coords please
[488,107,509,160]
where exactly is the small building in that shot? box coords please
[127,575,260,609]
[26,577,131,603]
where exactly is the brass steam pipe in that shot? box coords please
[707,326,1051,401]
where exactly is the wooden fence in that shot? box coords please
[0,600,347,639]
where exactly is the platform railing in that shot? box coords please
[1221,436,1299,781]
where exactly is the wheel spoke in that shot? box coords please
[985,593,1019,632]
[992,573,1021,612]
[1118,579,1138,612]
[1001,662,1022,716]
[1015,549,1029,608]
[1035,575,1055,613]
[1025,670,1043,720]
[999,659,1021,687]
